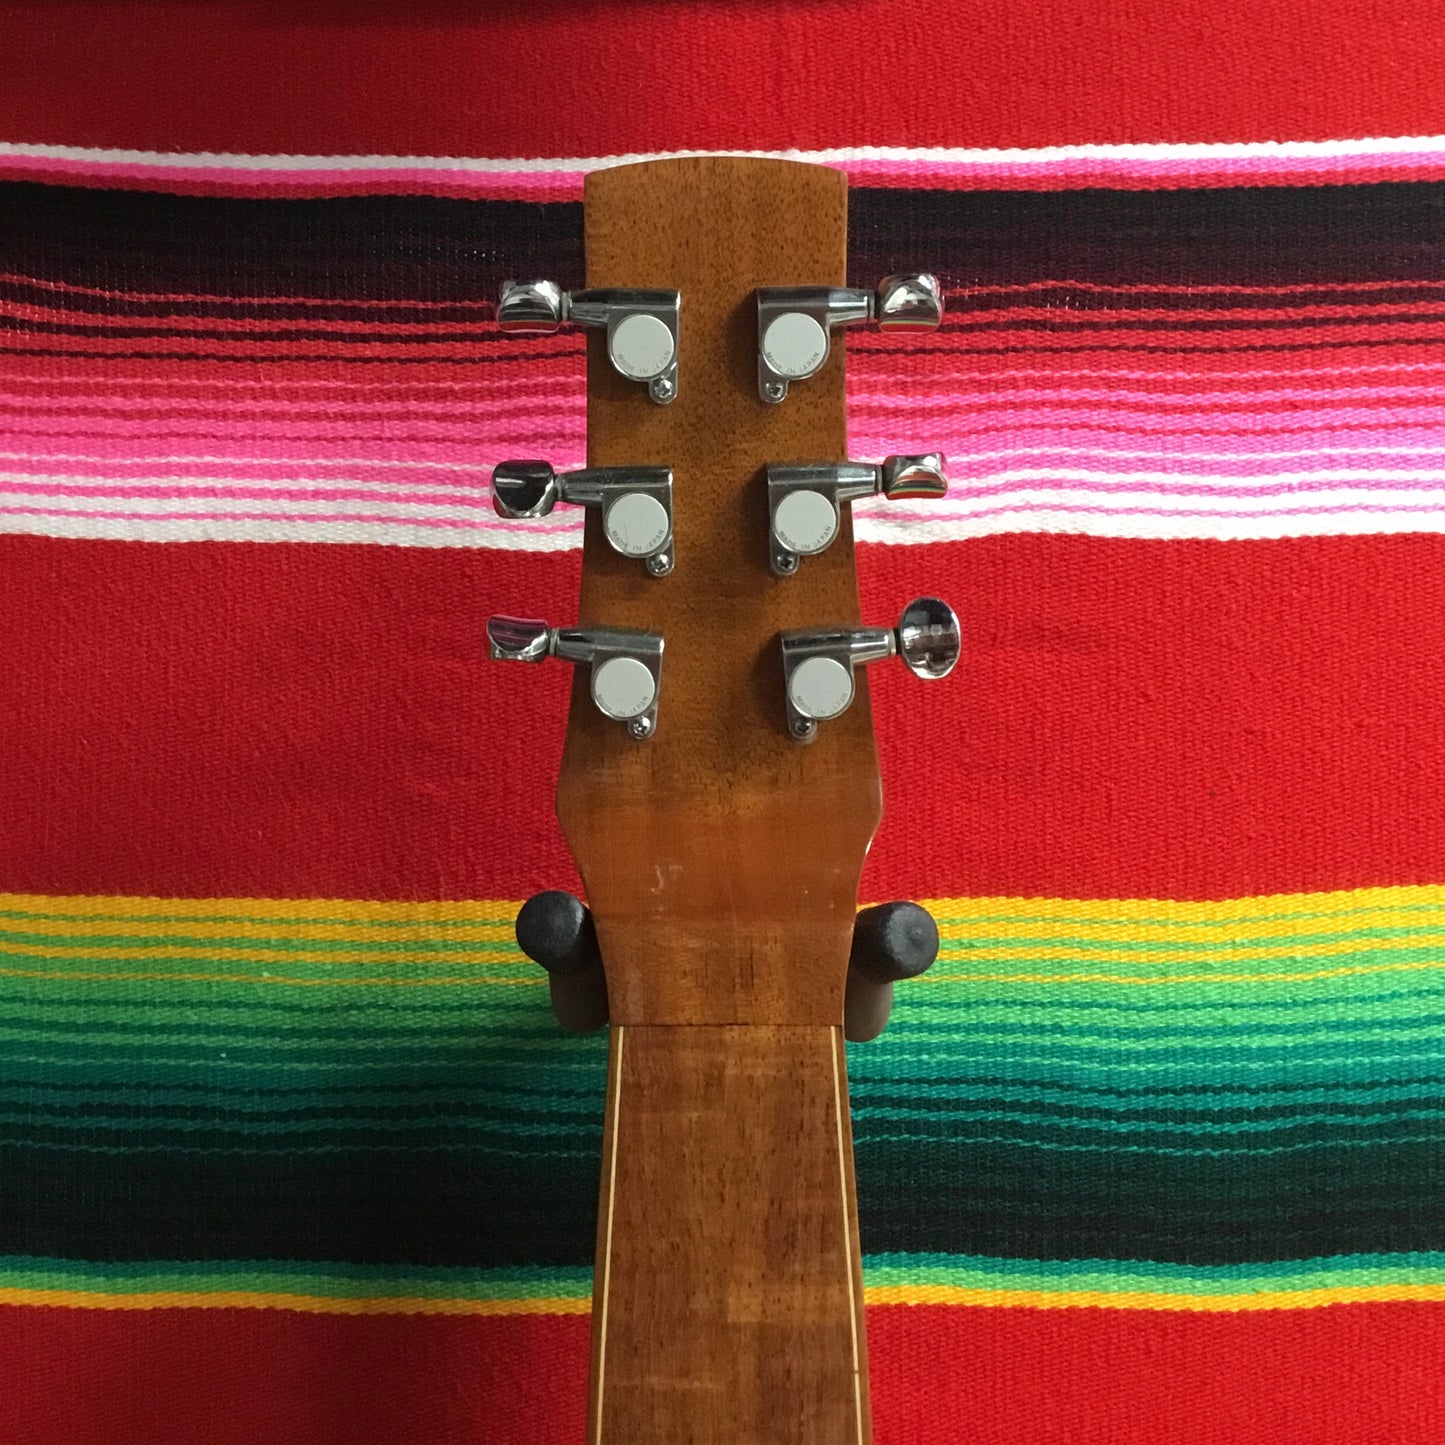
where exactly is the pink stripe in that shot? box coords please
[4,146,1445,198]
[0,502,484,528]
[0,502,575,537]
[0,478,490,507]
[935,452,1445,479]
[927,499,1445,521]
[943,476,1445,500]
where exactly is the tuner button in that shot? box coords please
[780,596,960,739]
[879,453,949,502]
[491,460,561,520]
[486,615,553,662]
[497,278,566,332]
[897,596,962,680]
[874,273,944,328]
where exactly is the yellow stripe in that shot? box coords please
[0,916,515,944]
[0,967,546,988]
[5,886,1445,945]
[920,885,1445,923]
[931,934,1445,964]
[5,1282,1443,1316]
[0,940,522,966]
[936,914,1445,945]
[864,1282,1445,1312]
[0,893,522,924]
[5,884,1444,930]
[930,959,1445,986]
[0,1286,588,1315]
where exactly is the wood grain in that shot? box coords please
[590,1026,868,1444]
[558,157,881,1029]
[555,158,878,1442]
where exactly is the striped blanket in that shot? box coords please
[1,3,1443,1442]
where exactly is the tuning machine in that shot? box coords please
[768,454,947,574]
[497,281,680,404]
[755,273,943,403]
[781,597,959,741]
[487,616,663,739]
[493,460,675,577]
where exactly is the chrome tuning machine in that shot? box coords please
[768,454,947,574]
[492,460,675,577]
[497,281,680,404]
[780,596,960,742]
[486,616,663,740]
[755,273,943,403]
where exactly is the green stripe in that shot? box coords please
[4,1251,1442,1303]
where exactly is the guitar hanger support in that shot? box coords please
[513,890,939,1041]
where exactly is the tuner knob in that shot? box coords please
[493,460,675,577]
[486,616,664,739]
[755,273,944,403]
[497,281,680,404]
[768,454,948,575]
[780,596,960,742]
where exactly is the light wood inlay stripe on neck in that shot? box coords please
[592,1023,625,1444]
[831,1025,865,1443]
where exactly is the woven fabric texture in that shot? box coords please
[1,4,1443,1442]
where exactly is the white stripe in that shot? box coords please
[0,468,496,495]
[0,490,490,520]
[5,500,1445,547]
[860,510,1445,543]
[3,135,1445,171]
[0,513,576,548]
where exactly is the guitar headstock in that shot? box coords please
[495,157,951,1027]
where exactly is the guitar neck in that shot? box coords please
[590,1022,869,1443]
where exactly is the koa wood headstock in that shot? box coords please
[490,157,953,1444]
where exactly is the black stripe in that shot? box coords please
[4,180,1445,308]
[1,1130,1440,1268]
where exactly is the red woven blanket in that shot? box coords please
[0,3,1442,1441]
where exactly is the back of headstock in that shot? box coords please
[561,157,877,1027]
